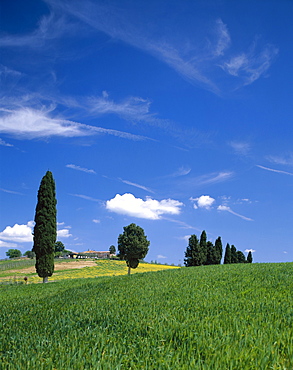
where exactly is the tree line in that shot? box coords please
[184,230,252,267]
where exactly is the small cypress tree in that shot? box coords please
[214,237,223,264]
[247,251,253,263]
[224,243,231,264]
[199,230,208,265]
[184,234,202,266]
[206,241,214,265]
[236,250,246,263]
[230,245,238,264]
[33,171,57,283]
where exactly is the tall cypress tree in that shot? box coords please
[33,171,57,283]
[214,237,223,264]
[224,243,231,264]
[230,245,238,264]
[199,230,208,265]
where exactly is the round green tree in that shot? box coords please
[6,249,22,259]
[32,171,57,283]
[117,223,150,275]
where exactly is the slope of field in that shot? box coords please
[0,258,178,283]
[1,262,292,369]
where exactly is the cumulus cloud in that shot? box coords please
[0,221,34,243]
[191,195,215,209]
[0,220,72,245]
[57,228,72,238]
[217,205,253,221]
[66,164,96,174]
[106,193,183,220]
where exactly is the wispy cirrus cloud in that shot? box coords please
[217,205,253,221]
[220,42,278,86]
[119,178,154,194]
[0,138,13,147]
[229,141,251,155]
[66,164,96,174]
[69,193,101,202]
[0,106,148,141]
[256,165,293,176]
[266,153,293,166]
[45,0,277,93]
[0,12,75,49]
[0,188,23,195]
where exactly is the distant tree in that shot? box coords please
[55,241,65,253]
[223,243,231,264]
[109,245,116,255]
[6,249,22,259]
[117,223,150,275]
[199,230,208,265]
[230,245,238,264]
[23,250,35,259]
[214,237,223,264]
[236,250,246,263]
[32,171,57,283]
[247,251,253,263]
[206,241,215,265]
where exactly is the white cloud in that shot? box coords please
[213,19,231,57]
[171,166,191,177]
[229,141,250,155]
[221,43,278,86]
[0,221,72,244]
[256,165,293,176]
[66,164,96,174]
[0,188,23,195]
[0,138,13,147]
[57,228,72,238]
[266,154,293,166]
[191,195,215,209]
[92,219,100,224]
[245,249,256,253]
[217,205,253,221]
[106,193,183,220]
[157,255,167,259]
[0,221,34,243]
[0,240,18,248]
[0,107,148,141]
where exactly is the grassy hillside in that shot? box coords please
[1,262,292,369]
[0,258,178,283]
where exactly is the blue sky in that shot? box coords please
[1,0,292,264]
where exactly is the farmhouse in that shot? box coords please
[69,250,113,259]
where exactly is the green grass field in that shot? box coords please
[1,262,292,369]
